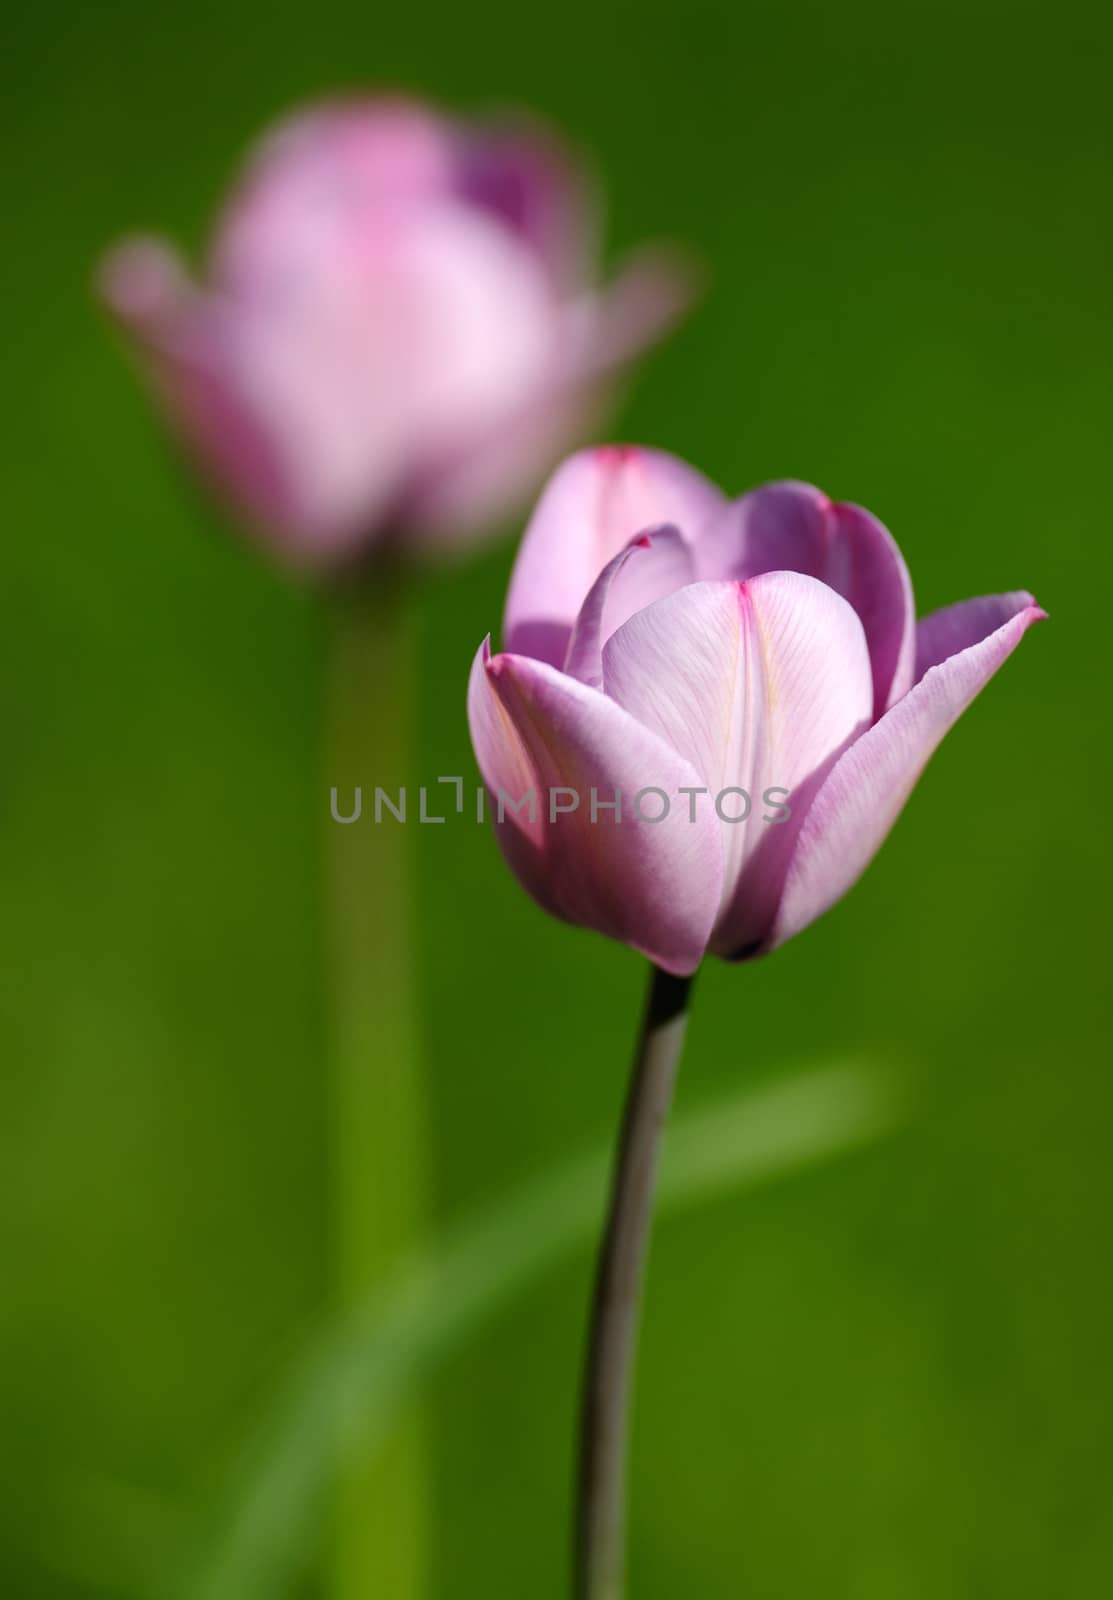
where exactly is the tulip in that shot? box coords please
[98,98,692,567]
[469,445,1046,977]
[469,445,1047,1600]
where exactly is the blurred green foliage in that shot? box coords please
[1,1,1110,1597]
[185,1062,905,1600]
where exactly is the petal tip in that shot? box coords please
[593,443,642,467]
[1010,597,1048,632]
[96,235,185,323]
[486,654,506,682]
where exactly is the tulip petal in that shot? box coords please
[699,484,916,716]
[397,377,594,551]
[563,525,696,688]
[467,641,723,974]
[455,120,595,294]
[219,102,592,298]
[601,573,874,956]
[834,501,917,711]
[254,202,557,544]
[210,101,458,292]
[564,244,701,374]
[769,596,1047,951]
[915,591,1039,680]
[504,446,729,667]
[399,259,700,552]
[98,236,303,550]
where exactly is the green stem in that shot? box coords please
[323,570,427,1600]
[574,964,694,1600]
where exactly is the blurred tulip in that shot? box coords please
[97,95,700,1600]
[98,99,693,567]
[469,446,1046,974]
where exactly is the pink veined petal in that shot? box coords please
[698,483,916,717]
[600,573,874,958]
[696,481,826,581]
[563,525,696,688]
[503,445,729,667]
[915,591,1038,681]
[768,595,1047,952]
[467,636,554,905]
[835,501,917,711]
[467,641,723,975]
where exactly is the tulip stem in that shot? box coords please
[574,962,694,1600]
[323,568,428,1600]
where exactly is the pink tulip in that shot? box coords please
[99,100,692,568]
[469,446,1046,974]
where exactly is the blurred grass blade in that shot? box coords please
[179,1060,906,1600]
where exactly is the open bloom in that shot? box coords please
[98,98,691,569]
[468,447,1045,974]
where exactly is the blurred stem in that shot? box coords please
[574,964,694,1600]
[324,568,427,1600]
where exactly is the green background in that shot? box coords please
[2,1,1111,1595]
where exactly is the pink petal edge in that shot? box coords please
[467,638,723,974]
[767,595,1047,953]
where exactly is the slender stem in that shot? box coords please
[323,569,427,1600]
[574,963,695,1600]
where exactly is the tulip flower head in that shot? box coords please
[469,446,1045,974]
[99,99,693,569]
